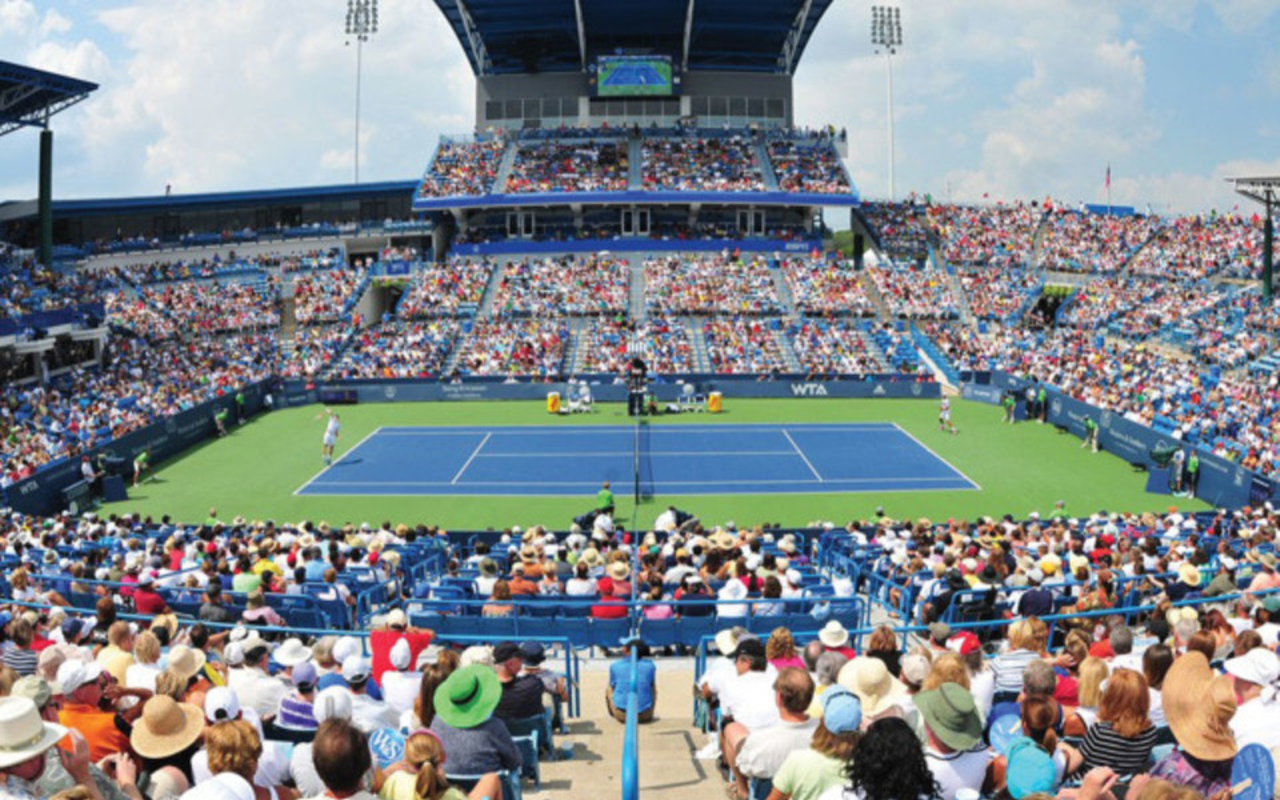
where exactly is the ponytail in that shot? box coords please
[414,760,448,800]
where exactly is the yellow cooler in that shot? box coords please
[708,391,723,413]
[546,392,561,413]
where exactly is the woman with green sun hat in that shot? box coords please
[428,665,523,778]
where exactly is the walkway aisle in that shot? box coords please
[528,661,713,800]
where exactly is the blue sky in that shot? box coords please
[0,0,1277,215]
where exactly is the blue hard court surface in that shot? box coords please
[296,423,978,497]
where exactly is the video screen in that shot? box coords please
[595,55,675,97]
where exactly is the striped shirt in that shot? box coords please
[1079,721,1158,777]
[3,647,38,677]
[991,648,1040,694]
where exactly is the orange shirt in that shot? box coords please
[59,703,130,762]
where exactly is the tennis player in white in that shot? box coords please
[319,408,341,464]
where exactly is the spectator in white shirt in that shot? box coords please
[1224,648,1280,749]
[916,683,993,800]
[380,639,422,718]
[719,638,781,744]
[342,656,397,733]
[226,637,288,721]
[731,668,819,799]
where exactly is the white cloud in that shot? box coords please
[1116,157,1280,217]
[0,0,36,35]
[1213,0,1280,34]
[39,8,71,36]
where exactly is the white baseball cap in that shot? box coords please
[54,660,103,695]
[389,638,412,671]
[332,636,362,664]
[341,655,371,683]
[204,686,241,724]
[313,687,353,722]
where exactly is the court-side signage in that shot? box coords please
[318,379,940,403]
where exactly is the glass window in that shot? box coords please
[747,97,765,117]
[729,97,747,117]
[486,100,503,121]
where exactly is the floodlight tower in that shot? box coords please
[1228,176,1279,302]
[345,0,378,184]
[871,6,902,201]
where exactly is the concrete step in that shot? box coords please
[860,270,892,322]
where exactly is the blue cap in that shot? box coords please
[60,617,86,640]
[521,641,546,665]
[1006,738,1056,799]
[820,685,862,734]
[292,661,319,688]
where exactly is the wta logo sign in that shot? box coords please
[790,383,829,397]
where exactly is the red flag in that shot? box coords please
[1105,164,1111,189]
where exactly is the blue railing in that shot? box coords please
[621,646,640,800]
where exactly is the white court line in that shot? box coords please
[298,484,978,498]
[374,424,903,436]
[305,476,973,487]
[890,422,983,491]
[451,432,492,485]
[782,429,825,482]
[293,426,385,496]
[473,450,797,458]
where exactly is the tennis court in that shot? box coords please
[295,422,978,497]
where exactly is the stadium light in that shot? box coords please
[870,5,902,201]
[345,0,379,184]
[1228,176,1280,302]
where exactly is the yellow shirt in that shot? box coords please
[251,558,283,578]
[97,645,134,684]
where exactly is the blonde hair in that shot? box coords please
[206,720,261,780]
[134,631,161,665]
[0,665,18,697]
[1008,619,1037,651]
[1077,657,1109,708]
[1130,778,1204,800]
[922,652,970,692]
[405,731,451,800]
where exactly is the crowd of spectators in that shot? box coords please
[644,255,782,316]
[506,142,629,193]
[330,321,462,380]
[860,202,932,259]
[931,202,1042,267]
[134,279,280,335]
[417,138,508,198]
[703,318,790,374]
[292,268,364,325]
[279,325,354,380]
[396,260,492,319]
[574,318,698,374]
[869,266,959,320]
[1037,206,1161,274]
[642,137,766,192]
[766,139,851,194]
[450,319,568,378]
[489,255,629,317]
[782,259,876,317]
[956,267,1040,321]
[789,320,888,375]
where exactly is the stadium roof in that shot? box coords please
[0,61,98,137]
[432,0,836,76]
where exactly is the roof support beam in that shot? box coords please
[453,0,492,76]
[780,0,814,74]
[573,0,587,70]
[682,0,696,71]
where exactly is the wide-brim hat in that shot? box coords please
[580,548,604,567]
[838,656,908,717]
[915,682,983,752]
[1163,652,1237,762]
[273,638,313,668]
[166,645,207,682]
[1178,562,1201,587]
[130,696,206,759]
[714,627,744,655]
[519,546,539,563]
[607,561,631,581]
[434,665,502,729]
[818,620,849,649]
[0,697,67,769]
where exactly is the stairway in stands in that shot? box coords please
[489,141,519,194]
[755,141,780,190]
[567,318,593,374]
[688,317,712,372]
[473,261,506,318]
[941,263,977,327]
[772,326,803,372]
[628,137,644,191]
[860,269,893,321]
[629,260,646,322]
[770,266,800,320]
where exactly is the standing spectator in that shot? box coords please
[381,640,423,719]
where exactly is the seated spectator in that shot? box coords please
[1148,652,1236,796]
[816,716,939,800]
[915,683,992,800]
[492,642,545,722]
[290,688,356,797]
[481,581,515,618]
[227,636,287,721]
[0,696,111,800]
[276,662,319,731]
[374,729,499,800]
[607,638,657,724]
[817,622,857,661]
[1077,668,1157,776]
[769,686,863,800]
[129,696,205,788]
[1224,647,1280,749]
[56,660,133,762]
[429,665,523,777]
[732,668,818,799]
[308,717,377,800]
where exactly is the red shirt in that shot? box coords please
[370,629,435,686]
[591,598,629,619]
[134,588,168,616]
